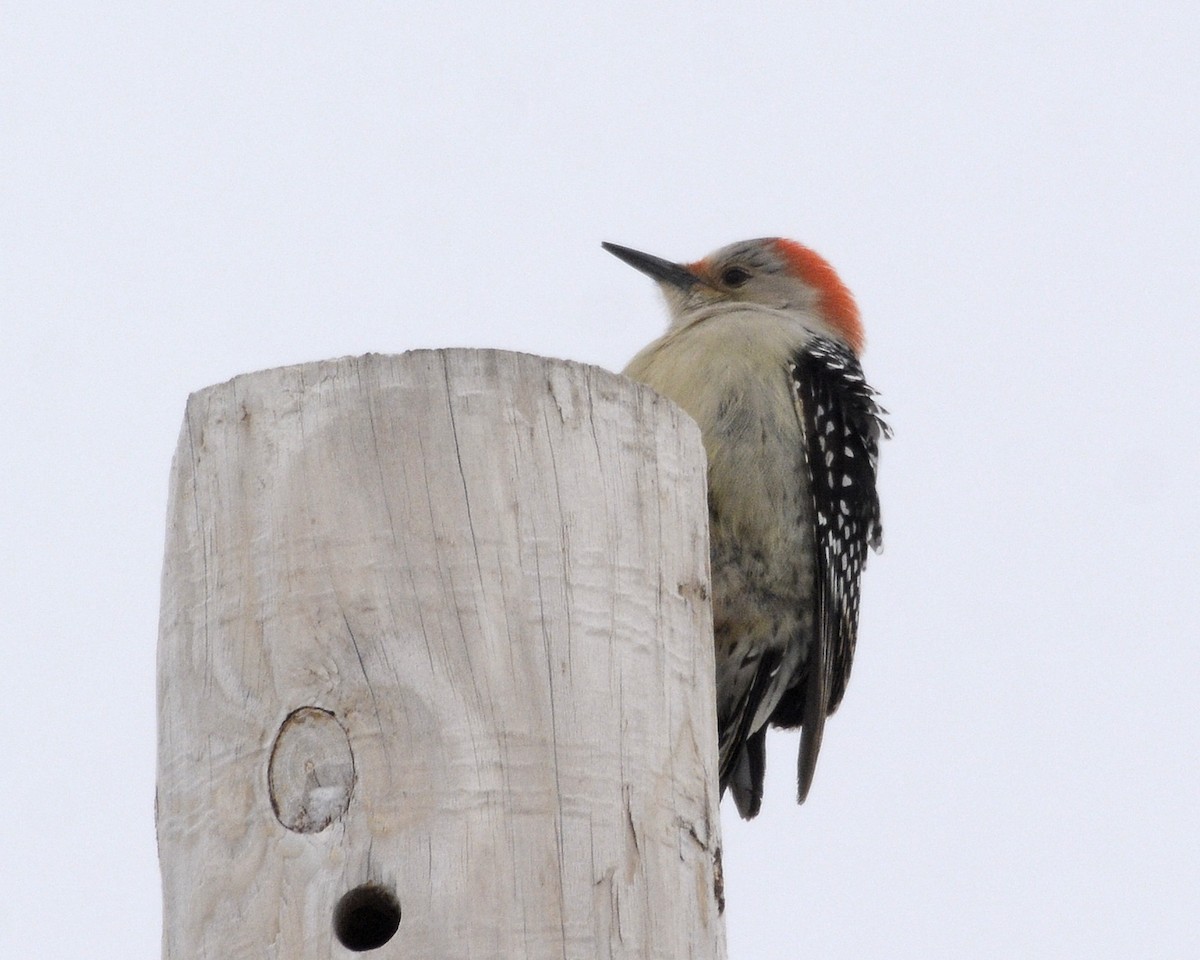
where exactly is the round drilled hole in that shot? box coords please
[333,884,401,952]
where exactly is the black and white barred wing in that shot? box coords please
[786,337,889,800]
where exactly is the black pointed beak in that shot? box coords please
[602,242,700,291]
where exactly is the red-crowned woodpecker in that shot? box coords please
[604,238,890,818]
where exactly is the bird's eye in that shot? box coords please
[721,266,751,288]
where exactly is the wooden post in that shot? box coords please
[156,350,726,958]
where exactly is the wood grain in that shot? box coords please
[157,349,725,959]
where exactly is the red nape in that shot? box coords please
[771,239,864,354]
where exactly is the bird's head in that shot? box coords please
[603,237,864,355]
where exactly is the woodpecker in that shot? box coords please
[604,237,889,819]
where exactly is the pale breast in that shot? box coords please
[625,309,820,729]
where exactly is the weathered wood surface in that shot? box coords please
[157,349,726,959]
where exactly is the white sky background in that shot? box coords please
[3,2,1198,957]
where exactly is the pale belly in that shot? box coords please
[623,308,820,745]
[707,423,816,741]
